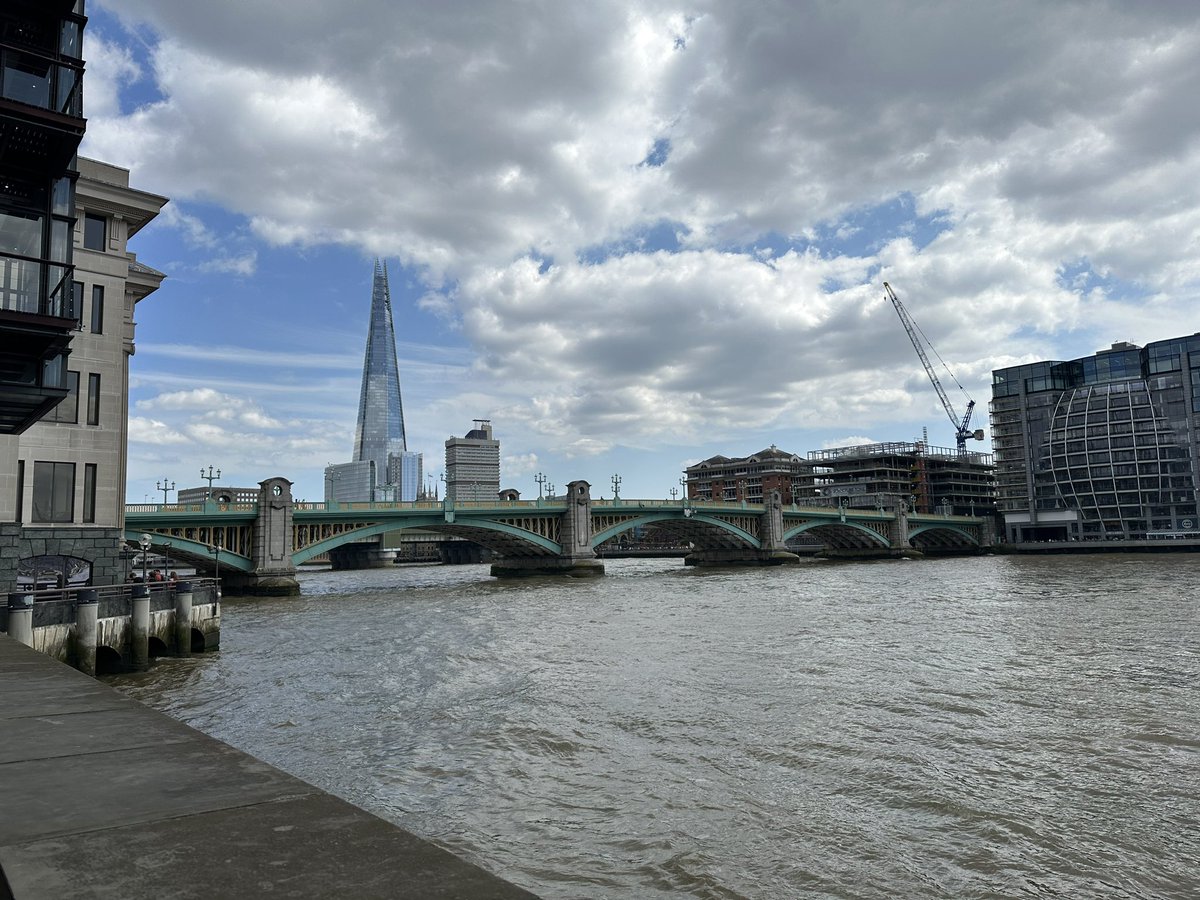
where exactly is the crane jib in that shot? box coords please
[882,282,980,452]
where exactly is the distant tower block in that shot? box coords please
[445,420,500,502]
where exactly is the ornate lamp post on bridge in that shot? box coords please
[534,472,547,500]
[611,473,622,501]
[156,478,175,505]
[669,487,678,501]
[679,476,687,506]
[200,465,221,501]
[139,533,151,583]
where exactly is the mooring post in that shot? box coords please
[174,581,193,657]
[6,593,34,647]
[130,584,150,671]
[75,589,99,676]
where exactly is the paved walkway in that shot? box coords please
[0,635,538,899]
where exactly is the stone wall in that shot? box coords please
[16,527,124,587]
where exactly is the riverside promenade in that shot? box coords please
[0,635,537,899]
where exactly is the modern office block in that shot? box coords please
[991,337,1200,542]
[445,420,499,502]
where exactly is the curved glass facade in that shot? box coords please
[991,337,1200,542]
[1043,381,1196,538]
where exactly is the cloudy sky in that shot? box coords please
[84,1,1200,503]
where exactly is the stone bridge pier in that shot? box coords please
[328,540,397,570]
[490,481,604,578]
[684,490,801,567]
[224,477,301,595]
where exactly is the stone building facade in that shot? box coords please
[2,158,166,589]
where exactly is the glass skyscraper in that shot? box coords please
[991,337,1200,542]
[324,260,422,502]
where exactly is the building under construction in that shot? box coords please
[797,442,995,516]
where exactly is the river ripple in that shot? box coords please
[110,554,1200,899]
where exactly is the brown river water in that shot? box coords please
[110,554,1200,899]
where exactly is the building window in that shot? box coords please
[83,213,106,251]
[90,284,103,333]
[32,461,75,523]
[87,372,100,425]
[16,460,24,522]
[44,370,79,423]
[83,463,97,523]
[72,281,83,323]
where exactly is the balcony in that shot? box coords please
[0,254,76,433]
[0,40,86,173]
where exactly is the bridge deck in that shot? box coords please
[0,635,537,899]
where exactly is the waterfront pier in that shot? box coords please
[0,634,537,899]
[1,580,219,676]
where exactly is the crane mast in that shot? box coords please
[883,281,981,453]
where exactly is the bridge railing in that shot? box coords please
[126,503,257,515]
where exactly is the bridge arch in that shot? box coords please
[591,512,761,550]
[783,521,890,548]
[907,524,981,547]
[292,517,563,565]
[122,530,254,573]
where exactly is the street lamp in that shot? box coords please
[535,472,547,500]
[139,533,151,583]
[679,476,687,505]
[156,478,175,505]
[669,487,678,501]
[200,465,221,501]
[211,538,222,597]
[611,473,622,501]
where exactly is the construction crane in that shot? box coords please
[882,281,984,453]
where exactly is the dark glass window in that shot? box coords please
[45,370,79,423]
[16,460,24,522]
[90,284,103,333]
[72,281,83,323]
[32,461,75,523]
[83,463,97,523]
[86,372,100,425]
[83,213,106,251]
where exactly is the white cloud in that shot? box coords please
[91,1,1200,484]
[197,251,257,276]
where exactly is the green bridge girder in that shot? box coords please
[121,529,255,573]
[125,499,987,565]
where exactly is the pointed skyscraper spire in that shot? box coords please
[353,258,408,474]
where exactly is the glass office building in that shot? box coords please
[324,260,422,502]
[991,337,1200,542]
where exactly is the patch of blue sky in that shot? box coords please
[726,194,952,268]
[1055,257,1147,304]
[88,5,169,113]
[640,138,671,168]
[813,193,952,257]
[577,219,686,264]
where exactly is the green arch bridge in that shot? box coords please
[124,477,994,594]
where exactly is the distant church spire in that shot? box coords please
[353,259,407,468]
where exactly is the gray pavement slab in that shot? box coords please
[0,635,539,899]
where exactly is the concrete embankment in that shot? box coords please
[0,635,538,899]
